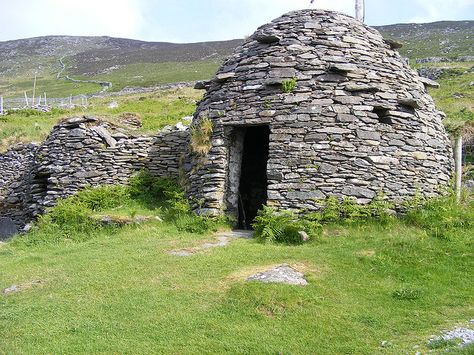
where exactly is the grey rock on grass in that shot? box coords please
[246,264,308,286]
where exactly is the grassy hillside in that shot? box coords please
[0,36,240,98]
[377,20,474,60]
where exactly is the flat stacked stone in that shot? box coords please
[187,9,453,216]
[0,116,189,230]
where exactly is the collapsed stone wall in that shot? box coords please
[187,9,454,217]
[0,116,189,231]
[0,144,38,193]
[0,144,38,231]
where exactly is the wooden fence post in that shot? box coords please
[32,74,37,107]
[455,134,463,202]
[355,0,365,22]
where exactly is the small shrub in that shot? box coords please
[403,192,474,238]
[174,214,212,234]
[77,185,130,211]
[367,193,395,224]
[314,194,394,224]
[281,77,297,93]
[38,197,93,232]
[20,196,102,245]
[129,171,180,207]
[320,196,340,222]
[253,206,320,244]
[391,287,422,301]
[129,171,226,234]
[190,116,213,155]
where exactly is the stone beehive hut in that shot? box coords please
[187,9,453,227]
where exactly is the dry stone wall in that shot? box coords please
[0,144,38,236]
[0,116,189,231]
[187,9,454,216]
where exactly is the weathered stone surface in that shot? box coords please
[357,130,380,141]
[216,72,235,81]
[418,76,440,88]
[91,126,117,147]
[0,117,190,231]
[341,186,376,199]
[254,32,281,44]
[186,9,453,218]
[246,264,308,286]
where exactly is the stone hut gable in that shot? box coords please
[187,9,453,227]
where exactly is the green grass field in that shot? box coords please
[1,183,473,354]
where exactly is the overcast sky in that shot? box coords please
[1,0,473,43]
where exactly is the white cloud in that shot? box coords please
[1,0,145,40]
[410,0,474,22]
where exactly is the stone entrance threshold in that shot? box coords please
[167,229,254,256]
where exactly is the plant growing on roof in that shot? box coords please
[281,77,298,93]
[190,115,213,155]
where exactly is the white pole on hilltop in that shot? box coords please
[355,0,364,22]
[24,91,29,107]
[32,74,37,107]
[455,135,463,202]
[0,96,3,115]
[69,94,72,106]
[44,92,47,106]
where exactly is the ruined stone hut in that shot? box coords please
[187,9,453,228]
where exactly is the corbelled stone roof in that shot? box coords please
[188,9,453,215]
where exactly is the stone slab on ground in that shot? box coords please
[441,327,474,346]
[168,230,254,257]
[3,285,19,294]
[215,229,254,239]
[428,320,474,349]
[0,217,18,240]
[3,280,43,295]
[246,264,308,286]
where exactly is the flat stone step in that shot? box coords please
[167,230,253,257]
[215,229,254,239]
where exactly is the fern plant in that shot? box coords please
[253,206,318,244]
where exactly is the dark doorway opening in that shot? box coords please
[238,125,270,229]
